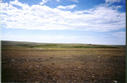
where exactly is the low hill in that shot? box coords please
[1,40,125,48]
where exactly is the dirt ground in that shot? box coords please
[2,46,125,83]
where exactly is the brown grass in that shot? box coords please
[2,45,125,83]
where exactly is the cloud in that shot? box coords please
[0,0,125,32]
[2,33,82,43]
[110,5,122,9]
[56,0,60,2]
[105,0,121,3]
[112,31,126,38]
[111,31,126,45]
[70,0,79,3]
[2,31,125,45]
[40,0,49,5]
[57,4,76,9]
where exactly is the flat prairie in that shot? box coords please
[2,41,125,83]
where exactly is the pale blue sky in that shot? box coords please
[1,0,126,45]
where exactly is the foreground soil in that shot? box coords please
[2,46,125,83]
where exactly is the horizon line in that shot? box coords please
[1,40,126,46]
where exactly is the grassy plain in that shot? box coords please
[2,41,125,83]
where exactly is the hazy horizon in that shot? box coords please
[1,39,126,45]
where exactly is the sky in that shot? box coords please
[0,0,126,45]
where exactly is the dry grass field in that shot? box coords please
[2,41,125,83]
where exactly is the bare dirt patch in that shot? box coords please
[2,44,125,83]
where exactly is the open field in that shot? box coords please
[2,41,125,83]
